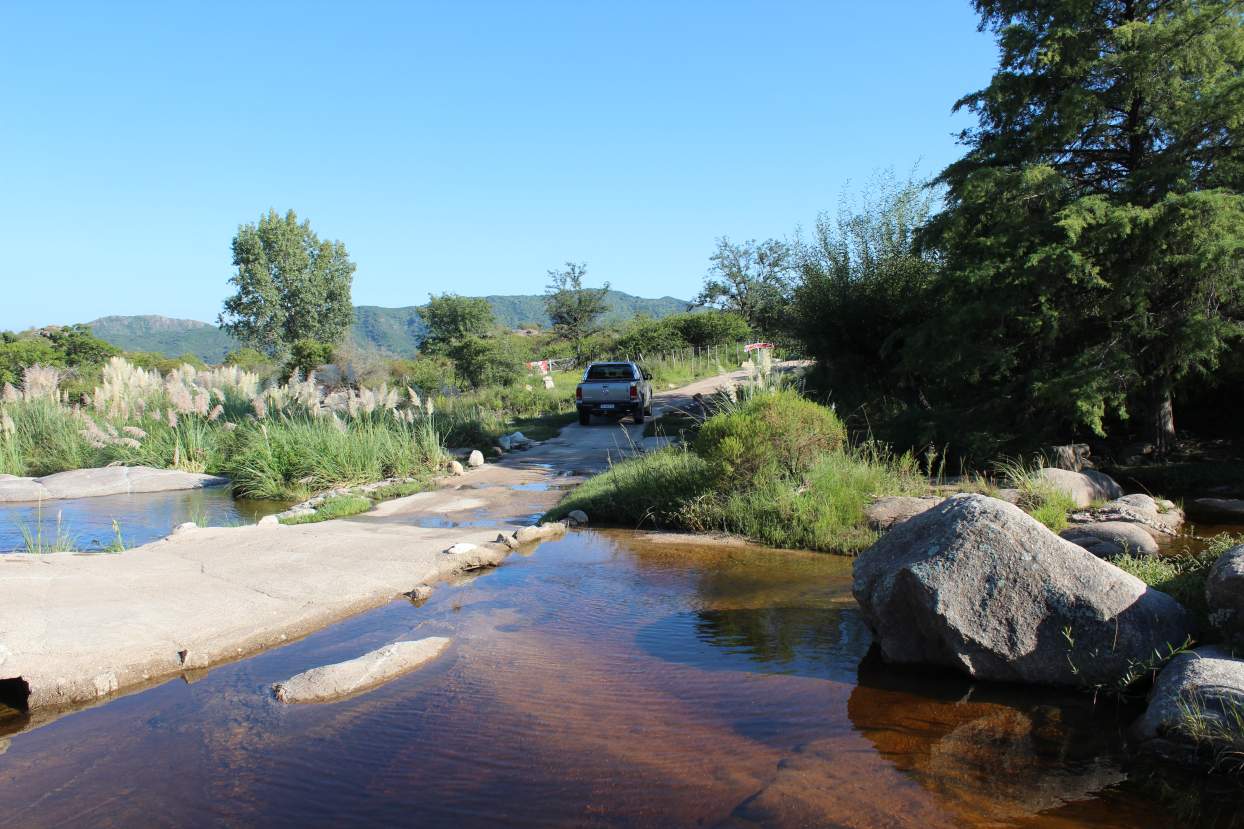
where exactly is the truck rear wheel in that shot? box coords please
[578,410,591,426]
[634,409,645,425]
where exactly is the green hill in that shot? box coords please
[87,316,239,363]
[88,291,693,361]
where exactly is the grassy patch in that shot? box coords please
[547,390,924,554]
[279,494,375,525]
[1113,533,1242,633]
[994,457,1079,531]
[365,480,431,500]
[510,410,577,441]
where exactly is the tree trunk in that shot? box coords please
[1148,385,1176,457]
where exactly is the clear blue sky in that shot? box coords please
[0,1,997,331]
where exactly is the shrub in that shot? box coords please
[1113,534,1243,634]
[279,494,374,525]
[546,447,715,527]
[695,389,846,486]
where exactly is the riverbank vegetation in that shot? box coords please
[548,386,926,553]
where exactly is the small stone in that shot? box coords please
[405,584,433,603]
[172,522,198,534]
[257,515,280,527]
[444,542,479,555]
[566,510,589,527]
[467,450,485,467]
[448,460,465,476]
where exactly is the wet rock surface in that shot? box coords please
[853,494,1193,687]
[1132,646,1244,770]
[273,638,451,704]
[1207,544,1244,648]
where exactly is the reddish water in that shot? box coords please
[1,530,1240,827]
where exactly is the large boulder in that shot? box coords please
[1207,544,1244,648]
[865,496,943,531]
[1036,468,1123,508]
[1060,521,1159,558]
[852,494,1194,688]
[1132,646,1244,770]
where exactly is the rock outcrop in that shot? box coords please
[1207,544,1244,649]
[1132,646,1244,771]
[0,466,228,503]
[852,494,1194,688]
[1036,468,1123,508]
[1060,521,1158,558]
[273,638,451,704]
[865,496,943,531]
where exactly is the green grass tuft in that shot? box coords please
[279,494,375,525]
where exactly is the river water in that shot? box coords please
[1,529,1239,827]
[0,488,286,551]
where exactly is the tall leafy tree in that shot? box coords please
[545,262,610,361]
[420,294,495,355]
[916,0,1244,455]
[696,238,793,338]
[219,209,356,358]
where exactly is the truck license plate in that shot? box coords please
[599,404,615,410]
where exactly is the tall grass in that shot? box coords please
[547,389,924,554]
[993,455,1079,531]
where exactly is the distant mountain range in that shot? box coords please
[87,291,692,362]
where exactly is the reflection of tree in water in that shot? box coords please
[691,599,875,677]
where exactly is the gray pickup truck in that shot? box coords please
[575,361,653,426]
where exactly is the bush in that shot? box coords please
[390,355,459,395]
[695,389,846,486]
[547,447,715,527]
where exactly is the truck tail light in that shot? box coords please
[575,386,582,400]
[629,383,638,399]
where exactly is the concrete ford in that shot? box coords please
[575,361,652,425]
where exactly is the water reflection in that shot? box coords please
[0,488,287,551]
[0,529,1240,827]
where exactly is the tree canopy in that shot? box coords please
[545,262,610,360]
[696,238,794,338]
[911,0,1244,455]
[219,210,356,358]
[420,294,495,355]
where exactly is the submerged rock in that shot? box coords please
[1191,497,1244,522]
[1036,468,1123,508]
[1207,544,1244,648]
[273,638,451,704]
[865,496,943,531]
[852,494,1193,688]
[1132,646,1244,771]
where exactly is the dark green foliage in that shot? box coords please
[695,390,847,486]
[449,336,521,388]
[697,238,794,338]
[219,209,356,357]
[0,325,119,386]
[907,0,1244,458]
[420,294,496,355]
[792,172,938,424]
[223,347,272,373]
[284,339,335,380]
[673,310,751,349]
[545,262,610,360]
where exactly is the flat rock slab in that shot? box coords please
[273,638,451,704]
[0,466,228,503]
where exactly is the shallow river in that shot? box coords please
[0,488,286,551]
[1,529,1240,827]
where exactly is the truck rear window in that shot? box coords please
[585,364,635,380]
